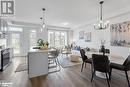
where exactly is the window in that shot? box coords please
[55,32,60,47]
[48,30,67,47]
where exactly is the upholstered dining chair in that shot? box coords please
[109,55,130,87]
[91,54,110,87]
[80,49,92,72]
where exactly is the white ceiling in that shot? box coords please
[9,0,130,28]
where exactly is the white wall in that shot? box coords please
[73,12,130,58]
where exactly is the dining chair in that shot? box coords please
[80,49,92,72]
[109,55,130,87]
[91,54,110,87]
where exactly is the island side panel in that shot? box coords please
[28,51,48,78]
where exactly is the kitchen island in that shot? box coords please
[28,49,49,78]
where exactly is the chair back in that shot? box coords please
[123,55,130,70]
[80,49,88,61]
[92,54,110,72]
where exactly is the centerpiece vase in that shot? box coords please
[100,45,105,55]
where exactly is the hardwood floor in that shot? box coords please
[0,57,129,87]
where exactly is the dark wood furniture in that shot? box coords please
[110,55,130,87]
[80,49,92,72]
[91,54,110,87]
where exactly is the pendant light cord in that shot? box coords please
[100,1,103,21]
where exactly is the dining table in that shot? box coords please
[85,51,125,78]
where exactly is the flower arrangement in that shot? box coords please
[37,39,49,49]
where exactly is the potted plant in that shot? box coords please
[37,39,49,49]
[37,39,44,48]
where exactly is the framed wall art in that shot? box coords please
[85,32,91,42]
[79,31,84,39]
[110,21,130,47]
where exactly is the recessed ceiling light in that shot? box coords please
[62,22,69,25]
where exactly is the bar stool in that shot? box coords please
[48,48,61,73]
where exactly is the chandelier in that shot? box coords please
[40,8,46,31]
[94,0,109,30]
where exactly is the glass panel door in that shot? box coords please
[11,33,21,56]
[29,30,37,51]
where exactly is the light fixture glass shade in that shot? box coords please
[41,23,46,32]
[94,21,109,30]
[42,23,46,29]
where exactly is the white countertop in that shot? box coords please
[28,49,49,53]
[0,47,13,51]
[28,48,57,53]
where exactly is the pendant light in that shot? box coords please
[94,0,109,30]
[40,8,46,32]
